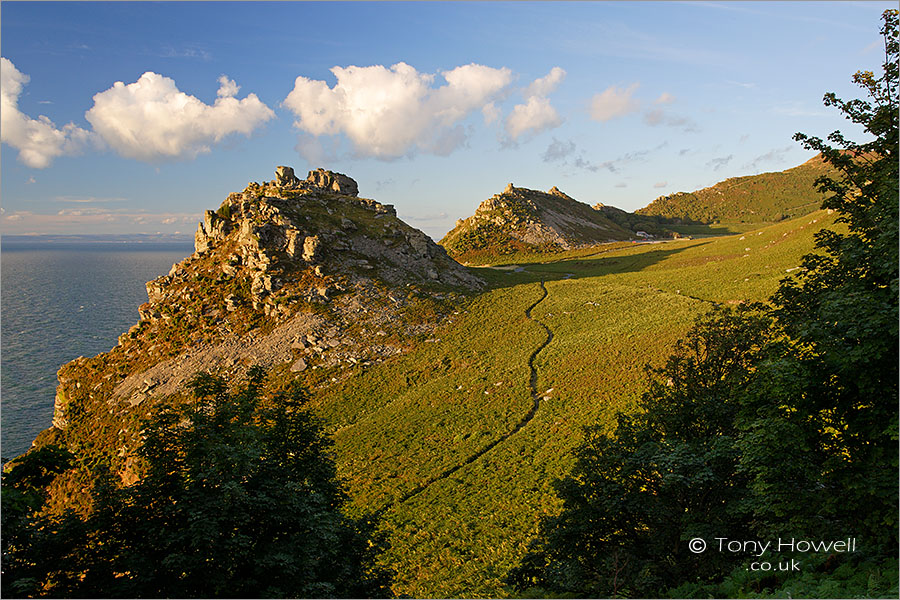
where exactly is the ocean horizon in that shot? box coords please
[1,238,195,460]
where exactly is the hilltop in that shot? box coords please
[439,184,634,263]
[43,166,483,490]
[636,154,836,227]
[14,166,839,598]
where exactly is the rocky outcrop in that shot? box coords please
[47,166,484,478]
[439,183,633,260]
[275,165,300,187]
[190,167,480,294]
[272,165,359,197]
[305,168,359,196]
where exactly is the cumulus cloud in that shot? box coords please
[1,57,94,168]
[505,96,563,142]
[216,75,240,98]
[524,66,566,98]
[590,83,640,122]
[482,102,501,124]
[85,71,275,161]
[284,62,513,159]
[504,67,566,143]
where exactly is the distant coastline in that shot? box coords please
[2,234,195,246]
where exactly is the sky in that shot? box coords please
[1,1,894,240]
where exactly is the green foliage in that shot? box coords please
[595,204,681,238]
[1,445,76,598]
[509,10,899,598]
[4,369,392,598]
[637,155,836,225]
[507,305,774,597]
[669,555,899,598]
[744,7,898,552]
[216,202,233,220]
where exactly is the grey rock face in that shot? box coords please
[306,168,359,196]
[275,166,300,187]
[195,210,233,254]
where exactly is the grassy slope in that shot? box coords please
[636,155,834,226]
[312,209,838,597]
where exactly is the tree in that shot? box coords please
[510,10,898,596]
[742,7,898,550]
[1,445,78,598]
[4,368,392,598]
[508,306,775,597]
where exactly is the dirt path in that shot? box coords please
[388,280,553,508]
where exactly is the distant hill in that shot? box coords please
[10,157,835,596]
[439,184,633,262]
[636,154,836,225]
[591,203,683,238]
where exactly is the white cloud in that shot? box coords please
[505,96,562,142]
[504,67,566,143]
[1,57,94,168]
[482,102,501,124]
[284,62,513,159]
[653,181,668,188]
[590,83,640,122]
[85,71,274,161]
[524,66,566,98]
[216,75,240,98]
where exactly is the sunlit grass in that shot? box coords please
[310,211,835,596]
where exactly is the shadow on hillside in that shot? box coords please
[470,241,711,290]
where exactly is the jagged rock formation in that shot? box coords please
[439,183,633,261]
[274,166,360,196]
[43,168,483,493]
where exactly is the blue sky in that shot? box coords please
[1,1,893,239]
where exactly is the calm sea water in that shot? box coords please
[1,241,194,461]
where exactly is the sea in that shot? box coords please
[1,237,195,461]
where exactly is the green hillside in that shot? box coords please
[6,196,837,597]
[636,154,836,227]
[308,210,838,596]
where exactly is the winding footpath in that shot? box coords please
[389,280,554,508]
